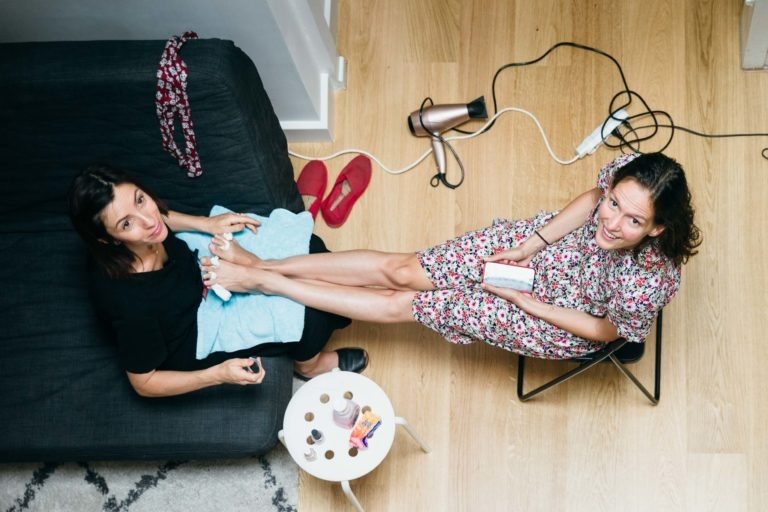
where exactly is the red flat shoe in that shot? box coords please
[321,155,372,228]
[296,160,327,219]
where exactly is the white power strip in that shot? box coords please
[575,109,629,158]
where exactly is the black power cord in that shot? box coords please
[453,41,768,159]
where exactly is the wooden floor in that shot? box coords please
[289,1,768,510]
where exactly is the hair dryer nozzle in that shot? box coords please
[466,96,487,119]
[407,115,416,136]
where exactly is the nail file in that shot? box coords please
[210,284,232,301]
[208,233,234,301]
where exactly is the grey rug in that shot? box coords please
[0,444,298,512]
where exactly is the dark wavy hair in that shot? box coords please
[68,165,168,278]
[613,153,702,266]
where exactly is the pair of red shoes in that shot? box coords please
[295,155,372,228]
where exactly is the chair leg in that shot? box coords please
[654,309,663,401]
[607,354,658,405]
[516,341,626,402]
[605,312,663,405]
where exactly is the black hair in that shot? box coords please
[68,165,168,278]
[613,153,702,266]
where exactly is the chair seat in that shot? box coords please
[571,338,645,364]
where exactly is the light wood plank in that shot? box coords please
[289,0,768,510]
[687,454,748,512]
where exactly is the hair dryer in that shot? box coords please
[407,96,487,182]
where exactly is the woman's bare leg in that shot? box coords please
[210,240,435,291]
[203,260,418,323]
[267,250,435,290]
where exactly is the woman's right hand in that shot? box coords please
[216,357,266,386]
[206,212,260,235]
[485,246,534,267]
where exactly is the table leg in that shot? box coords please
[394,416,431,453]
[340,480,365,512]
[277,429,286,448]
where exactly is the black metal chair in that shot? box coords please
[516,310,663,405]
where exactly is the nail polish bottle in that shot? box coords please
[310,429,324,444]
[332,398,360,429]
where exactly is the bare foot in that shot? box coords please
[209,234,261,266]
[200,259,269,294]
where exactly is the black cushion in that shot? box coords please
[0,39,300,462]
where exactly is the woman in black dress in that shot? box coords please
[68,165,367,397]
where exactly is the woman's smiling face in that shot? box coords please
[100,183,168,250]
[595,177,665,251]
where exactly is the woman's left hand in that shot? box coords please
[482,283,544,317]
[207,213,260,235]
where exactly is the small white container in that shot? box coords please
[303,447,317,461]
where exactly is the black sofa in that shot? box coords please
[0,39,304,462]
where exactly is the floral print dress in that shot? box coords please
[411,154,681,360]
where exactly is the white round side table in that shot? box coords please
[278,369,430,511]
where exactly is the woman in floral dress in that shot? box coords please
[202,153,701,359]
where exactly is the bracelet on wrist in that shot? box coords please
[534,230,551,246]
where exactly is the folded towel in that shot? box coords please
[176,206,314,359]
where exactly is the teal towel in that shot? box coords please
[176,206,313,359]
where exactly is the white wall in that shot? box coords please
[0,0,344,140]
